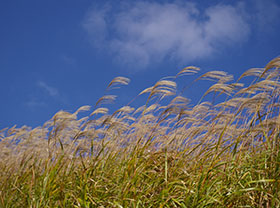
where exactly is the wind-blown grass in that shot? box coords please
[1,57,280,207]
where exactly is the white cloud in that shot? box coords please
[83,4,110,48]
[83,0,278,70]
[37,81,59,97]
[204,4,249,44]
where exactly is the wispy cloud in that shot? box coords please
[253,0,280,33]
[61,54,76,66]
[25,99,47,108]
[83,0,279,71]
[37,81,59,97]
[25,81,66,108]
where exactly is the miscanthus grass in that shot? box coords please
[1,57,280,207]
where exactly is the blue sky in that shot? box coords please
[0,0,279,129]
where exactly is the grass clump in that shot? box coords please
[1,57,280,207]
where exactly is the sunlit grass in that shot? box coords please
[1,57,280,207]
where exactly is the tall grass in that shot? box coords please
[1,57,280,207]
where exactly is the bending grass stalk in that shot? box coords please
[0,57,280,207]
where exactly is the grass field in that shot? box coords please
[1,57,280,207]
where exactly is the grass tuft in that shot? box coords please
[1,57,280,207]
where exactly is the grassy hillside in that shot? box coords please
[1,57,280,207]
